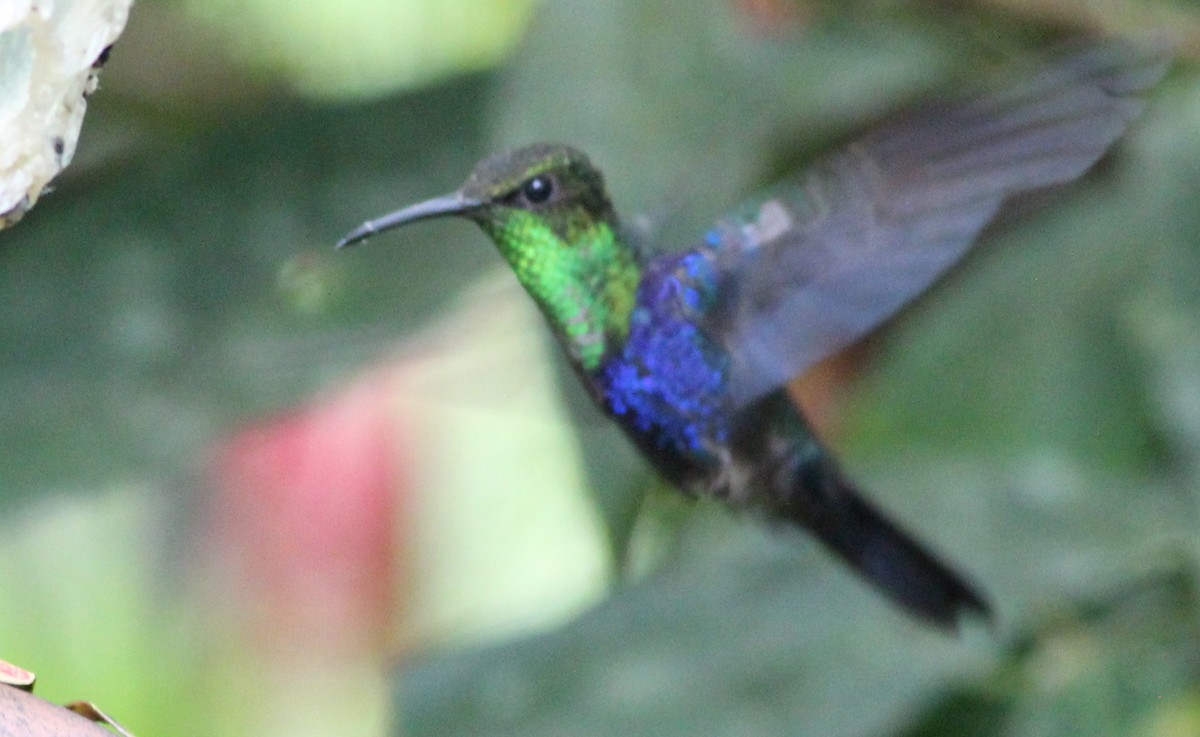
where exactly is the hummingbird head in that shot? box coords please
[337,143,616,249]
[461,143,616,234]
[338,144,640,370]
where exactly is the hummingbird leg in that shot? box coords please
[703,446,744,502]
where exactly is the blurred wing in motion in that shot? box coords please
[704,41,1171,406]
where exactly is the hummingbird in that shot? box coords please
[337,42,1167,629]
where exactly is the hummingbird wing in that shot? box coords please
[706,41,1170,407]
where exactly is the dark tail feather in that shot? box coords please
[780,467,991,630]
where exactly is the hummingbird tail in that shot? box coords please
[777,456,991,630]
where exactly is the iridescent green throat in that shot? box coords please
[481,210,640,371]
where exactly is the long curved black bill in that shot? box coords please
[336,194,484,249]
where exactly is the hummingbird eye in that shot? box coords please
[520,175,554,205]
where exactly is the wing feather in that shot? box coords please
[709,41,1170,406]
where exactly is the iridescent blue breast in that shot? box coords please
[598,250,730,462]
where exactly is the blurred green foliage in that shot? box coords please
[3,0,1200,736]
